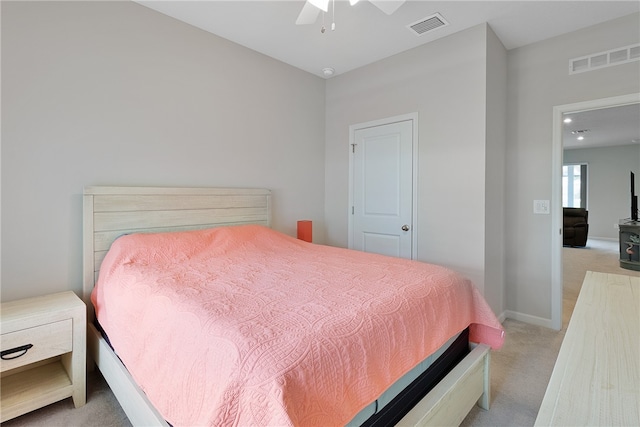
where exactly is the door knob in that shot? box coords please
[402,224,410,231]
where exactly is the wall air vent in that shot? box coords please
[407,13,449,36]
[569,43,640,75]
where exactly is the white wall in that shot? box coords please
[325,24,507,315]
[484,27,508,318]
[564,144,640,239]
[1,2,326,301]
[505,13,640,324]
[3,1,637,327]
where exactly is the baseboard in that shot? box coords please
[504,310,553,328]
[588,236,617,242]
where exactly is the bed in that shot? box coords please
[82,186,504,426]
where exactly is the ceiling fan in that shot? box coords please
[296,0,406,26]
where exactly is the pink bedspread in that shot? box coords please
[93,225,504,426]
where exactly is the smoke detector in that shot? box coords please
[322,67,335,77]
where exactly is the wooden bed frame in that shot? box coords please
[82,186,491,426]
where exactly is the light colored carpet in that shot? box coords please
[3,238,637,427]
[462,238,638,427]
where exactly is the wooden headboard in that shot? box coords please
[82,186,271,313]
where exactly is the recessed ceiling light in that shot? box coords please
[322,67,335,77]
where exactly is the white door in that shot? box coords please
[350,119,414,259]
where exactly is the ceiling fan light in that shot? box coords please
[309,0,329,12]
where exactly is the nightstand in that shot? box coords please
[1,291,86,422]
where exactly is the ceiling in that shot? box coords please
[135,0,639,78]
[134,1,639,150]
[563,103,640,150]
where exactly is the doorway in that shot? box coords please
[348,113,418,260]
[551,93,640,330]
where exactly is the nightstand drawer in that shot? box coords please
[1,319,72,373]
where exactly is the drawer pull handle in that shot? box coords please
[1,344,34,360]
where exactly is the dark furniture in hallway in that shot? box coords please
[563,208,589,247]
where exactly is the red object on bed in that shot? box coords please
[92,225,504,426]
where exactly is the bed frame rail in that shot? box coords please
[88,323,169,426]
[398,343,491,426]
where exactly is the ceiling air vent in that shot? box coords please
[569,43,640,75]
[407,13,449,36]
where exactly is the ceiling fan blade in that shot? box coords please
[368,0,406,15]
[296,2,322,25]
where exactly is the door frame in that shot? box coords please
[551,92,640,330]
[348,112,419,260]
